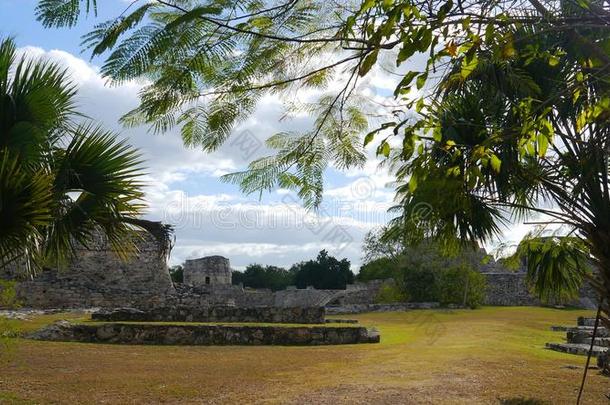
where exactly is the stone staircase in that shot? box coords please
[546,317,609,357]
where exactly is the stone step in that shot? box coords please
[567,330,610,346]
[576,337,610,347]
[566,326,609,339]
[325,319,358,324]
[546,342,608,356]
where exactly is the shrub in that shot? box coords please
[438,265,486,308]
[0,280,19,362]
[169,265,183,284]
[0,280,19,309]
[375,282,408,303]
[403,266,439,302]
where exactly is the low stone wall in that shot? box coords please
[29,320,380,346]
[326,302,440,315]
[92,306,326,324]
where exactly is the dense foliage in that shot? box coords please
[374,281,408,303]
[357,257,399,282]
[232,264,295,291]
[361,232,487,306]
[291,250,355,289]
[438,265,487,308]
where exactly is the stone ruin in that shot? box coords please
[183,256,232,287]
[0,232,174,309]
[0,231,599,313]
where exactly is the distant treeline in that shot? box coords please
[170,250,355,291]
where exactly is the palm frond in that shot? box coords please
[517,235,591,303]
[46,124,146,264]
[0,150,53,273]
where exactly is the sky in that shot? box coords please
[0,0,531,270]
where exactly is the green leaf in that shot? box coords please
[548,55,560,66]
[433,127,442,142]
[416,72,428,90]
[460,55,478,79]
[249,16,273,29]
[360,0,376,12]
[537,132,549,157]
[437,0,453,19]
[382,141,391,157]
[397,41,417,66]
[364,132,375,147]
[408,174,418,192]
[359,49,379,76]
[377,141,391,157]
[490,154,501,172]
[394,71,419,96]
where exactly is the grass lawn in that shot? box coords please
[0,307,608,404]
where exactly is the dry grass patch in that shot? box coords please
[0,307,607,404]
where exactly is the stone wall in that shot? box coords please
[1,233,174,309]
[482,271,598,308]
[92,306,326,324]
[29,320,380,345]
[482,272,540,306]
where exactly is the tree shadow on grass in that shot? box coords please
[499,398,548,405]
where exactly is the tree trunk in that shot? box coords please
[586,229,610,329]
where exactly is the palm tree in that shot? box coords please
[0,37,170,276]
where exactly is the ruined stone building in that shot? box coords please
[183,256,232,287]
[0,232,598,310]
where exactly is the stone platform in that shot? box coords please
[92,306,325,324]
[545,342,607,356]
[28,320,380,346]
[546,317,609,358]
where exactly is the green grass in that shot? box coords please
[1,307,607,404]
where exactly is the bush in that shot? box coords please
[169,265,183,283]
[403,266,439,302]
[0,280,19,362]
[438,265,486,308]
[0,280,19,309]
[375,281,408,303]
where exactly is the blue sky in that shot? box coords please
[0,1,530,269]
